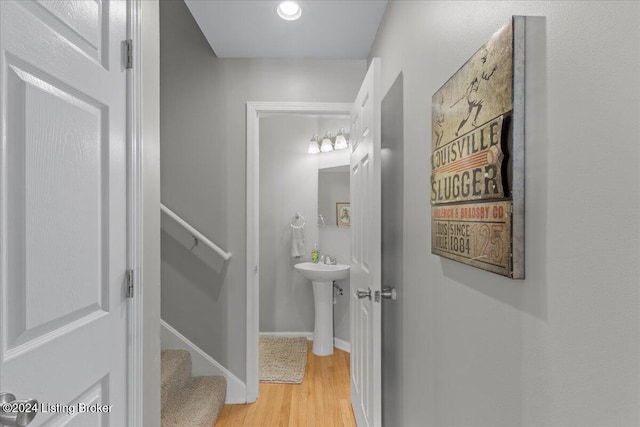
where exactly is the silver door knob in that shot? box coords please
[380,287,397,301]
[354,288,372,300]
[0,393,38,427]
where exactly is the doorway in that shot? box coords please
[246,102,352,401]
[258,114,351,344]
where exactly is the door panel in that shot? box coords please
[0,1,127,425]
[350,58,381,427]
[6,60,108,350]
[21,0,109,66]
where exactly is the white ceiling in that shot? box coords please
[184,0,388,59]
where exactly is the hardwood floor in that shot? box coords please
[216,342,356,426]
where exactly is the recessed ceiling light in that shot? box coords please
[277,1,302,21]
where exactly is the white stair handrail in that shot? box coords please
[160,203,232,261]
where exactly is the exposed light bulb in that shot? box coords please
[308,135,320,154]
[277,1,302,21]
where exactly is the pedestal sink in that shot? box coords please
[294,262,350,356]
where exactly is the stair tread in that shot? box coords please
[161,376,227,427]
[161,350,192,408]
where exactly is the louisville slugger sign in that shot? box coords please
[431,17,526,279]
[431,116,505,204]
[432,202,511,276]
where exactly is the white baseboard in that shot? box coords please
[260,332,350,353]
[161,319,246,404]
[334,338,351,353]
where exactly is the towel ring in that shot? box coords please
[290,213,305,228]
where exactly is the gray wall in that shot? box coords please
[370,1,640,426]
[159,0,365,382]
[259,116,318,335]
[141,1,161,425]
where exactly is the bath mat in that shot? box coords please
[259,336,308,383]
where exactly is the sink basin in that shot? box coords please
[294,262,350,282]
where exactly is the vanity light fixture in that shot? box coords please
[320,132,333,152]
[277,1,302,21]
[334,128,348,150]
[308,129,350,154]
[308,135,320,154]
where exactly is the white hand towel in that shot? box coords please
[290,225,305,258]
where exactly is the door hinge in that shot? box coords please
[125,39,133,69]
[126,269,135,298]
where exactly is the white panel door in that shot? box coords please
[350,58,381,427]
[0,1,128,426]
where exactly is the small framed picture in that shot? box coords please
[336,202,351,227]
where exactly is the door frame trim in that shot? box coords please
[245,102,352,402]
[127,0,143,425]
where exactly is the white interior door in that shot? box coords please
[350,58,381,427]
[0,1,128,426]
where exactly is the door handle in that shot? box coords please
[354,287,372,300]
[374,287,397,302]
[0,393,38,427]
[380,287,397,301]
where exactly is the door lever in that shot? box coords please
[0,393,38,427]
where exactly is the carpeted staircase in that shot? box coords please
[161,349,226,427]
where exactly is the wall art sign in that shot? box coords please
[431,16,525,279]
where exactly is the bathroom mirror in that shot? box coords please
[318,165,349,228]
